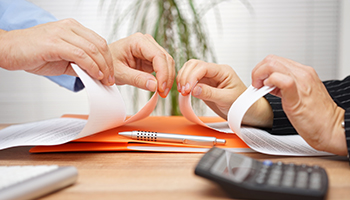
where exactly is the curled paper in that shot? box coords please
[179,85,332,156]
[0,64,159,150]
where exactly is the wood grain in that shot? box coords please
[0,124,349,200]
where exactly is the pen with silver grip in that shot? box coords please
[118,131,226,145]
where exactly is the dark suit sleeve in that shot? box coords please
[265,75,350,135]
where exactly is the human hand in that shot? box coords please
[0,19,114,86]
[177,59,273,127]
[108,33,175,98]
[252,55,346,155]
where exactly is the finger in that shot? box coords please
[66,19,114,85]
[48,40,103,80]
[191,83,234,107]
[179,61,234,96]
[251,58,291,89]
[176,60,189,91]
[176,59,199,95]
[144,34,175,97]
[264,72,300,107]
[114,62,158,92]
[61,29,113,85]
[126,34,169,91]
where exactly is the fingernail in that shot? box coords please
[98,71,104,79]
[181,86,185,94]
[193,86,202,97]
[162,82,167,92]
[108,75,115,85]
[164,88,170,96]
[146,79,157,92]
[185,83,190,92]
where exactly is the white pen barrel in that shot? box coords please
[182,135,225,145]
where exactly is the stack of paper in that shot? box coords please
[0,65,332,156]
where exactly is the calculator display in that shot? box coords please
[210,151,255,183]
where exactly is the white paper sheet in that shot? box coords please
[0,64,158,150]
[0,64,334,156]
[179,85,332,156]
[178,93,234,133]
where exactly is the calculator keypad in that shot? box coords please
[255,161,323,191]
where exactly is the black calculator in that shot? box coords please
[194,147,328,200]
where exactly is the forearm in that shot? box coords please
[242,97,274,128]
[322,76,350,155]
[0,29,11,70]
[0,29,26,71]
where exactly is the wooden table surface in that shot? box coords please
[1,125,350,200]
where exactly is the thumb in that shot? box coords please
[264,72,300,107]
[115,66,157,92]
[192,83,235,106]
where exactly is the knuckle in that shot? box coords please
[197,62,206,71]
[98,38,109,52]
[170,56,175,67]
[114,71,126,85]
[222,64,232,70]
[264,54,278,66]
[264,54,276,62]
[87,43,99,55]
[187,59,198,65]
[51,26,66,35]
[132,73,144,87]
[305,66,317,75]
[91,62,98,70]
[72,48,86,59]
[301,66,316,80]
[156,51,168,60]
[133,32,144,38]
[165,54,175,67]
[223,64,236,75]
[203,87,213,99]
[61,18,77,26]
[47,36,60,45]
[267,61,278,68]
[144,33,153,39]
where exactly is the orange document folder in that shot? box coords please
[30,115,250,153]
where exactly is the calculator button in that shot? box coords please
[295,171,308,189]
[276,161,283,166]
[255,164,270,184]
[267,176,280,186]
[267,168,282,186]
[255,176,265,184]
[263,160,273,166]
[281,169,295,187]
[260,167,268,174]
[309,172,322,190]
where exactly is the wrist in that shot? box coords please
[326,107,347,156]
[242,97,273,128]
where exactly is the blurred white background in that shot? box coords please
[0,0,349,123]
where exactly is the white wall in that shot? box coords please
[0,0,348,123]
[339,0,350,79]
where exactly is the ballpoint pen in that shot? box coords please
[118,131,226,146]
